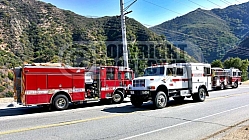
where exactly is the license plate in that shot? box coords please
[130,91,134,94]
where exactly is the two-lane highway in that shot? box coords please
[0,85,249,140]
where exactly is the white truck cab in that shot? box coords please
[129,63,212,108]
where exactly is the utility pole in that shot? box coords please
[120,0,137,68]
[120,0,129,68]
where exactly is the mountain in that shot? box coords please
[0,0,196,68]
[222,37,249,60]
[151,2,249,62]
[0,0,198,96]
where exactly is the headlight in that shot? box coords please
[147,86,156,90]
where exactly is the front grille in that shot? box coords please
[133,79,145,87]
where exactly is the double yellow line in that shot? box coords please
[0,114,124,136]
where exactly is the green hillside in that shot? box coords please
[222,37,249,60]
[0,0,198,96]
[151,2,249,62]
[0,0,196,68]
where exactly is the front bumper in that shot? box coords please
[129,90,150,95]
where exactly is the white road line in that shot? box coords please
[120,104,249,140]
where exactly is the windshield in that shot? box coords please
[125,72,132,80]
[144,67,165,76]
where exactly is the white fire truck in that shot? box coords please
[128,63,212,109]
[211,67,228,90]
[224,68,242,88]
[211,67,242,90]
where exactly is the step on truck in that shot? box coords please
[13,63,133,110]
[128,63,212,109]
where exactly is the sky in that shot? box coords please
[40,0,249,26]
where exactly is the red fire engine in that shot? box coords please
[211,67,242,90]
[13,63,133,110]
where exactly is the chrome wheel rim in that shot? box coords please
[199,89,205,100]
[157,94,166,106]
[234,82,238,88]
[113,94,121,103]
[56,98,66,108]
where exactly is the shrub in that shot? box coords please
[8,71,14,80]
[5,91,13,97]
[0,86,5,92]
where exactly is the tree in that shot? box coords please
[211,59,223,68]
[223,57,249,81]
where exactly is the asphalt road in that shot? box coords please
[0,85,249,140]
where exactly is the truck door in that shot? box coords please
[123,71,132,87]
[25,74,48,105]
[170,66,188,89]
[72,74,85,101]
[204,67,212,91]
[105,67,116,93]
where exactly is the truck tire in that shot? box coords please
[233,82,238,88]
[112,90,124,104]
[173,96,185,102]
[130,95,143,107]
[193,87,206,102]
[53,94,69,110]
[153,91,167,109]
[220,83,225,90]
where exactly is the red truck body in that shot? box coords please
[13,64,133,110]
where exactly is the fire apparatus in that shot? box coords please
[225,68,242,88]
[128,63,212,109]
[211,67,242,90]
[211,67,228,90]
[13,63,133,110]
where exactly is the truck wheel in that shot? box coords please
[193,87,206,102]
[220,83,225,90]
[153,91,167,109]
[112,90,124,104]
[53,94,69,110]
[130,95,143,107]
[173,96,185,102]
[233,82,238,88]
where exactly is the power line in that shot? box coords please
[73,1,249,58]
[146,23,249,58]
[172,0,249,38]
[220,0,232,5]
[124,0,135,5]
[173,0,228,24]
[218,0,249,18]
[142,0,182,15]
[206,0,222,7]
[187,0,207,9]
[149,25,218,43]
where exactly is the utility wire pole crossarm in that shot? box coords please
[120,0,137,69]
